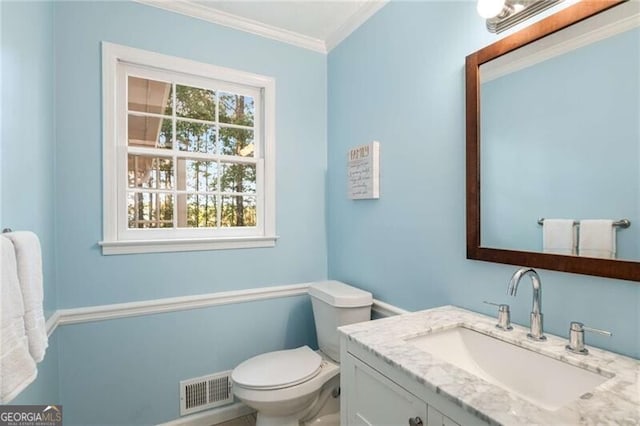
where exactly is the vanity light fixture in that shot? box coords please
[478,0,563,33]
[477,0,506,19]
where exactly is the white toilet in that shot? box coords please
[231,281,372,426]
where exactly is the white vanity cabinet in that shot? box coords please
[339,306,640,425]
[340,335,487,426]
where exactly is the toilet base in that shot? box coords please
[251,375,340,426]
[301,375,340,425]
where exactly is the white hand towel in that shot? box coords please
[579,220,616,259]
[1,236,37,403]
[3,231,48,362]
[542,219,577,255]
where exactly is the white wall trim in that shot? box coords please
[481,2,640,83]
[159,401,255,426]
[99,236,278,255]
[101,42,277,255]
[53,283,310,328]
[44,283,408,337]
[371,299,410,317]
[45,311,61,337]
[134,0,327,53]
[325,1,388,52]
[133,0,388,54]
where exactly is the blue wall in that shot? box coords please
[49,2,327,423]
[1,0,57,317]
[54,0,327,308]
[481,28,639,258]
[327,1,639,358]
[58,296,316,425]
[2,0,327,422]
[4,0,640,423]
[1,0,59,405]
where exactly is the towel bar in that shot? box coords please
[537,218,630,229]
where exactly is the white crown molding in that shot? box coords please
[325,1,388,52]
[133,0,388,54]
[481,3,640,83]
[134,0,327,53]
[44,283,407,336]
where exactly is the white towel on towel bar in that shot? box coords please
[579,220,616,259]
[0,236,37,403]
[542,219,577,255]
[3,231,48,362]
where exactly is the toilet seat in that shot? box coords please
[232,354,339,409]
[232,346,323,390]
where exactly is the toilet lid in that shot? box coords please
[232,346,322,390]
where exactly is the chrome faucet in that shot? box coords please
[507,268,546,341]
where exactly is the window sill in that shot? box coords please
[99,235,278,255]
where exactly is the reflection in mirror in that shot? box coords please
[479,2,639,261]
[466,0,640,281]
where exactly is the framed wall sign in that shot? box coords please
[348,141,380,200]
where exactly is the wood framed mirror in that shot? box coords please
[466,0,640,282]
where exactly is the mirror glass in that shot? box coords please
[479,2,639,261]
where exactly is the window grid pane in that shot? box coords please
[220,196,257,227]
[128,155,174,189]
[127,114,173,150]
[128,76,173,115]
[127,75,258,230]
[127,192,174,229]
[178,194,217,228]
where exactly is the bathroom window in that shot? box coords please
[100,43,276,254]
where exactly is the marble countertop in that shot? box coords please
[339,305,640,425]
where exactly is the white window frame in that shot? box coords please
[100,42,277,255]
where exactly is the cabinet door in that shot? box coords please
[345,354,427,426]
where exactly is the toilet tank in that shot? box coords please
[309,281,372,363]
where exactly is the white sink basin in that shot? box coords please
[407,327,612,411]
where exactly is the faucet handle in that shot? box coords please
[483,301,513,331]
[566,321,612,355]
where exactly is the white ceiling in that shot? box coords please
[137,0,388,53]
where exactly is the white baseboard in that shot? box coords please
[44,282,408,337]
[158,401,255,426]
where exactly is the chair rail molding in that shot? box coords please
[45,283,408,336]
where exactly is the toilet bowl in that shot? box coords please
[231,281,372,426]
[232,347,339,426]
